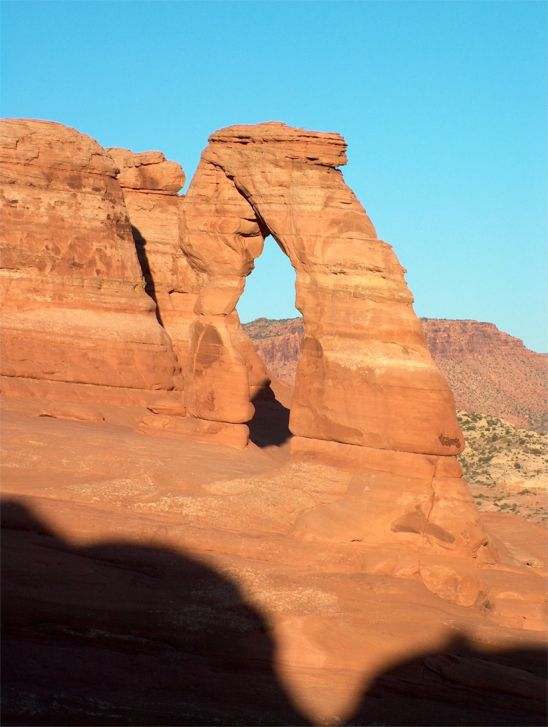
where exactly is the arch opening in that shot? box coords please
[237,235,300,326]
[238,235,301,450]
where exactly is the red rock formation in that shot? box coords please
[0,119,178,411]
[244,317,548,430]
[1,120,545,726]
[179,152,271,429]
[244,317,303,384]
[107,147,197,388]
[181,122,463,457]
[178,122,492,567]
[2,409,546,725]
[0,118,495,584]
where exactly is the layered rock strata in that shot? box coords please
[0,119,178,411]
[245,317,548,431]
[423,319,547,430]
[108,147,196,388]
[0,117,499,600]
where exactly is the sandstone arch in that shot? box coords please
[180,122,463,457]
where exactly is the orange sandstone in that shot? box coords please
[181,123,462,456]
[108,147,196,388]
[0,119,178,409]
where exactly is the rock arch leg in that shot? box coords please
[180,160,271,445]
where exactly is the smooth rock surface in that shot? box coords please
[2,403,546,725]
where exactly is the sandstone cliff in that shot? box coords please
[0,119,502,605]
[1,120,546,726]
[0,119,179,412]
[108,147,198,389]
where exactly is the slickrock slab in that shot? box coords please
[290,435,492,590]
[2,407,546,725]
[0,119,178,401]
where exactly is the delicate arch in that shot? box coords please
[180,123,462,456]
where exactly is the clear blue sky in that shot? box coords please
[2,1,546,350]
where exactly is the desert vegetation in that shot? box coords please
[457,411,547,524]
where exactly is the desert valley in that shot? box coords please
[1,117,546,727]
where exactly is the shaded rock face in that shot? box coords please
[0,119,178,403]
[180,122,462,456]
[108,147,198,388]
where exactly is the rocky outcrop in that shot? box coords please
[177,122,491,560]
[0,119,178,410]
[3,121,546,726]
[181,122,462,456]
[107,148,185,193]
[424,319,530,356]
[107,147,197,387]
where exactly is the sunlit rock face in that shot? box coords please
[108,147,197,390]
[178,122,491,559]
[0,117,490,564]
[0,119,178,404]
[180,122,462,456]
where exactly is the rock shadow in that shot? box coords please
[345,632,547,726]
[2,499,546,726]
[1,499,307,726]
[132,224,164,327]
[248,384,293,448]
